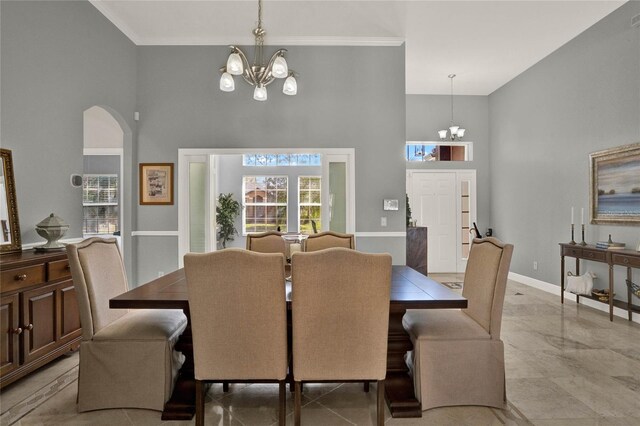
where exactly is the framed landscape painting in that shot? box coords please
[590,143,640,225]
[139,163,174,205]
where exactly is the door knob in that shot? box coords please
[15,274,27,281]
[23,324,33,331]
[12,327,23,335]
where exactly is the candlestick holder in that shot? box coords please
[579,224,587,246]
[569,224,576,245]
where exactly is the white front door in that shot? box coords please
[407,170,477,273]
[409,172,457,272]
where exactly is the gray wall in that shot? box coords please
[489,1,640,294]
[135,45,406,282]
[1,1,137,246]
[216,155,322,249]
[406,95,491,233]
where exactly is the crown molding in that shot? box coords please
[90,0,141,45]
[134,36,405,47]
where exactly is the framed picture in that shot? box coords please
[139,163,174,205]
[590,142,640,225]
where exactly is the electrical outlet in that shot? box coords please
[533,261,538,271]
[381,217,387,227]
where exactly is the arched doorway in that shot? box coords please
[82,105,134,279]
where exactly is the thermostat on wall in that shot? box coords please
[383,199,399,211]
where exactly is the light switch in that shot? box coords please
[381,217,387,227]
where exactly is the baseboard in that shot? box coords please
[508,272,640,325]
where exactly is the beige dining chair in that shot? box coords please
[67,237,187,412]
[246,230,286,255]
[184,249,288,426]
[305,231,355,252]
[402,237,514,410]
[291,248,392,426]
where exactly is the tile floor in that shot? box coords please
[1,275,639,425]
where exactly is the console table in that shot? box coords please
[559,243,640,321]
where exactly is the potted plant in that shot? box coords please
[406,194,413,227]
[216,193,241,248]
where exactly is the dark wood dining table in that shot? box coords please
[110,265,467,420]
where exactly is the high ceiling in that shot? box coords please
[90,0,626,95]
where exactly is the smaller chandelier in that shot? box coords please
[219,0,297,101]
[438,74,466,141]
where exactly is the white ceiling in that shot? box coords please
[90,0,626,95]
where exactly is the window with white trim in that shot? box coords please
[298,176,321,234]
[243,176,288,234]
[83,175,119,235]
[243,153,322,167]
[406,142,472,162]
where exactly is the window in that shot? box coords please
[298,177,321,234]
[83,175,119,235]
[243,153,322,167]
[243,176,287,233]
[406,142,472,162]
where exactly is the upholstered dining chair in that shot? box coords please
[402,237,514,410]
[305,231,355,252]
[67,238,187,412]
[246,230,286,255]
[291,248,392,426]
[184,249,288,426]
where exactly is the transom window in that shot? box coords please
[298,176,321,234]
[406,142,472,162]
[83,175,119,235]
[243,153,322,167]
[243,176,288,234]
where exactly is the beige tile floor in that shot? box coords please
[2,275,639,425]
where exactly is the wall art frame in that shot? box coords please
[589,142,640,225]
[139,163,174,205]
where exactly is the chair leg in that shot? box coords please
[196,379,204,426]
[278,380,286,426]
[364,381,370,392]
[294,381,302,426]
[223,381,229,392]
[376,380,385,426]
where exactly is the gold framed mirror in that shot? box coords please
[1,148,22,254]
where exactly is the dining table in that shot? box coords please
[110,265,467,420]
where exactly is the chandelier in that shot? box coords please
[438,74,466,141]
[219,0,297,101]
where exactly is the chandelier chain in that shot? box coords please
[450,74,455,125]
[253,0,266,68]
[437,73,466,140]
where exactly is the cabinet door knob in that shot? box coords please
[12,327,23,335]
[624,258,629,264]
[24,324,33,331]
[15,274,27,281]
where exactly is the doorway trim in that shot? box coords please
[178,148,355,266]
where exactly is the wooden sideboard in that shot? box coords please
[0,249,82,389]
[559,243,640,321]
[406,227,427,276]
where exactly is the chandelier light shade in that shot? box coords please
[283,75,297,96]
[439,74,466,141]
[220,72,235,92]
[219,0,297,101]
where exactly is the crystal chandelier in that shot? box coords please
[438,74,466,140]
[219,0,297,101]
